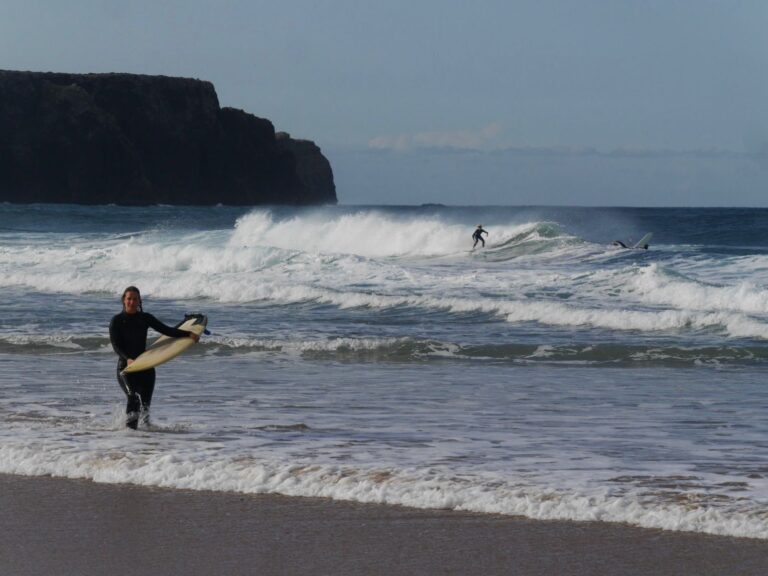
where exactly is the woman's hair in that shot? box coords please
[121,286,143,312]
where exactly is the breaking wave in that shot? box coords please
[2,208,767,340]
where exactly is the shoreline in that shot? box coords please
[1,473,767,575]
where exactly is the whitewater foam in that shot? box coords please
[0,443,765,539]
[4,204,768,542]
[630,263,768,316]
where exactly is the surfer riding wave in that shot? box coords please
[472,225,488,248]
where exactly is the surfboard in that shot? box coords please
[121,314,207,374]
[633,233,653,249]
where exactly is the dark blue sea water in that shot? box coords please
[1,203,767,538]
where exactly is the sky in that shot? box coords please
[2,0,767,206]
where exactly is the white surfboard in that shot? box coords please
[633,233,652,249]
[122,314,207,374]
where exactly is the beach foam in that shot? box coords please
[0,443,765,539]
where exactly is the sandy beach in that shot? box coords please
[0,473,766,576]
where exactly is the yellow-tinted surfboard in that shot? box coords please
[121,314,207,374]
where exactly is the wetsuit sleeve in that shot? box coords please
[145,313,193,338]
[109,316,130,361]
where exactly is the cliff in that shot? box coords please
[0,70,336,205]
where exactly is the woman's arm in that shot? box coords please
[108,316,130,361]
[145,313,199,340]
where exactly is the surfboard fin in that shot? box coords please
[632,233,652,249]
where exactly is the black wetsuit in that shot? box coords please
[109,311,190,429]
[472,228,487,248]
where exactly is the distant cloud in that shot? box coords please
[368,123,503,152]
[366,134,749,162]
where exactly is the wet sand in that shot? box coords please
[0,473,766,576]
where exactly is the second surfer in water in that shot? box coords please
[611,240,649,250]
[109,286,199,429]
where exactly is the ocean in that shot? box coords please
[1,203,767,539]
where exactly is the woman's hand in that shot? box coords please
[127,358,135,365]
[189,333,200,343]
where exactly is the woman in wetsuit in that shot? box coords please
[109,286,199,429]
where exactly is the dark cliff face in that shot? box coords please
[276,133,337,205]
[0,70,336,205]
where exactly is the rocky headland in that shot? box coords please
[0,70,336,205]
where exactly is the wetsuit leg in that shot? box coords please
[117,368,156,429]
[134,369,156,427]
[117,368,140,429]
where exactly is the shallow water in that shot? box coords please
[1,204,767,538]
